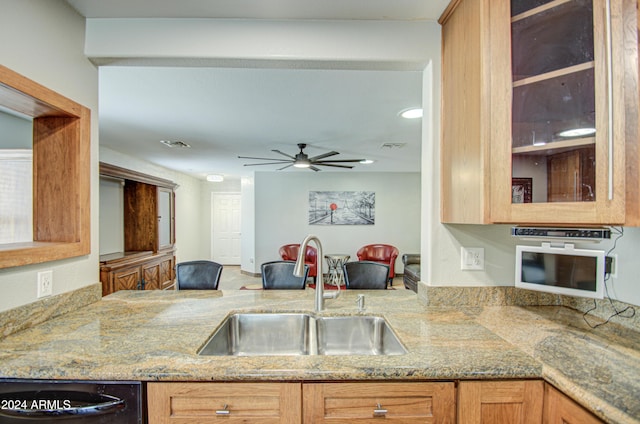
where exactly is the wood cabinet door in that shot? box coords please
[142,260,161,290]
[489,0,628,225]
[439,0,497,224]
[111,266,142,292]
[147,382,302,424]
[158,254,175,289]
[458,380,543,424]
[543,384,603,424]
[303,382,455,423]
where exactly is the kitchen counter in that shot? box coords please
[0,289,638,423]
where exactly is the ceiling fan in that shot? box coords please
[238,143,365,172]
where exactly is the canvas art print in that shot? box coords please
[309,191,375,225]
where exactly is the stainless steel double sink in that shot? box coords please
[198,312,407,356]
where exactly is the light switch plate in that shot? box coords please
[461,247,485,270]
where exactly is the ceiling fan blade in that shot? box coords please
[243,161,294,166]
[238,155,290,162]
[314,163,355,169]
[313,159,365,163]
[309,166,321,172]
[271,149,296,160]
[309,151,339,161]
[277,163,294,171]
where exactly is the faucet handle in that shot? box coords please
[356,294,365,311]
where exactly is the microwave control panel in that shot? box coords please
[511,227,611,241]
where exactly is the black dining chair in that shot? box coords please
[343,261,390,289]
[176,260,223,290]
[261,261,308,290]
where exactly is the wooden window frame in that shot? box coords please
[0,65,91,268]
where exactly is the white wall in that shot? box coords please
[98,177,124,255]
[0,0,100,313]
[99,147,205,264]
[240,177,256,273]
[0,112,31,149]
[252,172,420,274]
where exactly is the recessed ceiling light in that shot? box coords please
[400,108,423,119]
[360,159,374,164]
[206,174,224,182]
[380,142,407,149]
[557,127,596,137]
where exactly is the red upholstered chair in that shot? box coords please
[356,244,399,286]
[278,244,318,283]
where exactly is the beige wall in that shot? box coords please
[0,0,99,313]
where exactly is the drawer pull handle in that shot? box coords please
[216,404,230,415]
[373,403,387,417]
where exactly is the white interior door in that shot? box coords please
[211,193,241,264]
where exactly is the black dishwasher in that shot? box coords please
[0,379,143,423]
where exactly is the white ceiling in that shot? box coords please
[64,0,449,20]
[66,0,449,179]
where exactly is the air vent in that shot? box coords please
[380,143,407,149]
[160,140,191,148]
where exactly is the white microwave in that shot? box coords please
[515,243,605,299]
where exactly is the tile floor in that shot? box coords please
[218,265,405,290]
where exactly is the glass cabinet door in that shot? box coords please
[157,187,174,250]
[511,0,597,205]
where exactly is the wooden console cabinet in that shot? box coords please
[100,250,175,296]
[99,162,177,296]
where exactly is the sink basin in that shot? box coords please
[198,313,315,356]
[316,316,406,355]
[198,313,406,356]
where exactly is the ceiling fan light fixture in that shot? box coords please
[206,174,224,182]
[400,108,423,119]
[360,159,374,164]
[293,160,311,168]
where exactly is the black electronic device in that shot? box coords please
[511,227,611,242]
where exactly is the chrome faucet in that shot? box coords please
[293,234,339,312]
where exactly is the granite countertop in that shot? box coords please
[0,289,638,423]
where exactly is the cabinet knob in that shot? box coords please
[373,403,387,417]
[215,404,230,415]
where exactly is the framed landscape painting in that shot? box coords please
[308,191,375,225]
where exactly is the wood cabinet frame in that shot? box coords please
[0,65,91,268]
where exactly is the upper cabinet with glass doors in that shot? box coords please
[440,0,638,225]
[491,0,629,225]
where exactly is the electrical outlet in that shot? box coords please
[37,270,53,298]
[461,247,485,270]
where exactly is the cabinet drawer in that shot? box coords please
[147,382,301,423]
[303,382,455,423]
